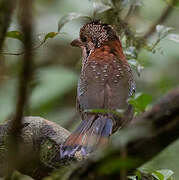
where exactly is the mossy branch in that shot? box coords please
[0,87,178,179]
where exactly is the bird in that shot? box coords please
[60,21,136,159]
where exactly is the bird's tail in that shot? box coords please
[60,115,113,159]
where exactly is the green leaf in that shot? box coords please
[6,31,58,51]
[165,0,179,7]
[6,31,24,42]
[58,13,91,32]
[136,170,142,180]
[128,93,152,113]
[153,171,164,180]
[152,169,174,180]
[174,1,179,7]
[34,32,58,50]
[168,34,179,43]
[44,32,58,42]
[128,170,142,180]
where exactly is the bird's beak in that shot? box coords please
[71,38,82,48]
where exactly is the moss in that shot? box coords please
[40,138,62,168]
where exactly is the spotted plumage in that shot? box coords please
[60,21,136,159]
[80,22,117,48]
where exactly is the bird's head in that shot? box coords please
[71,21,119,57]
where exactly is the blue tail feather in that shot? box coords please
[60,115,113,159]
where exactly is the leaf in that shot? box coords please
[93,2,112,15]
[135,170,142,180]
[128,93,152,113]
[128,59,144,76]
[34,32,59,50]
[167,33,179,43]
[6,31,24,42]
[137,64,144,77]
[156,25,174,40]
[165,0,179,8]
[152,171,164,180]
[44,32,58,42]
[128,59,138,66]
[122,0,143,6]
[174,1,179,7]
[150,25,174,50]
[100,0,114,6]
[58,13,91,32]
[152,169,174,180]
[125,46,138,59]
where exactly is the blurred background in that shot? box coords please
[0,0,178,179]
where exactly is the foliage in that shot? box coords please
[128,169,175,180]
[128,93,152,114]
[6,31,24,42]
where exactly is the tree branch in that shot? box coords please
[67,87,179,179]
[0,87,178,179]
[0,117,70,179]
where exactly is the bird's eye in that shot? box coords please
[86,49,90,56]
[81,36,87,43]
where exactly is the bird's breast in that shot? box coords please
[84,55,129,86]
[78,56,132,109]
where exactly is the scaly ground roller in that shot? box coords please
[60,21,136,159]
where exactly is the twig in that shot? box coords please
[124,3,136,23]
[1,51,25,56]
[117,1,174,50]
[1,38,48,56]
